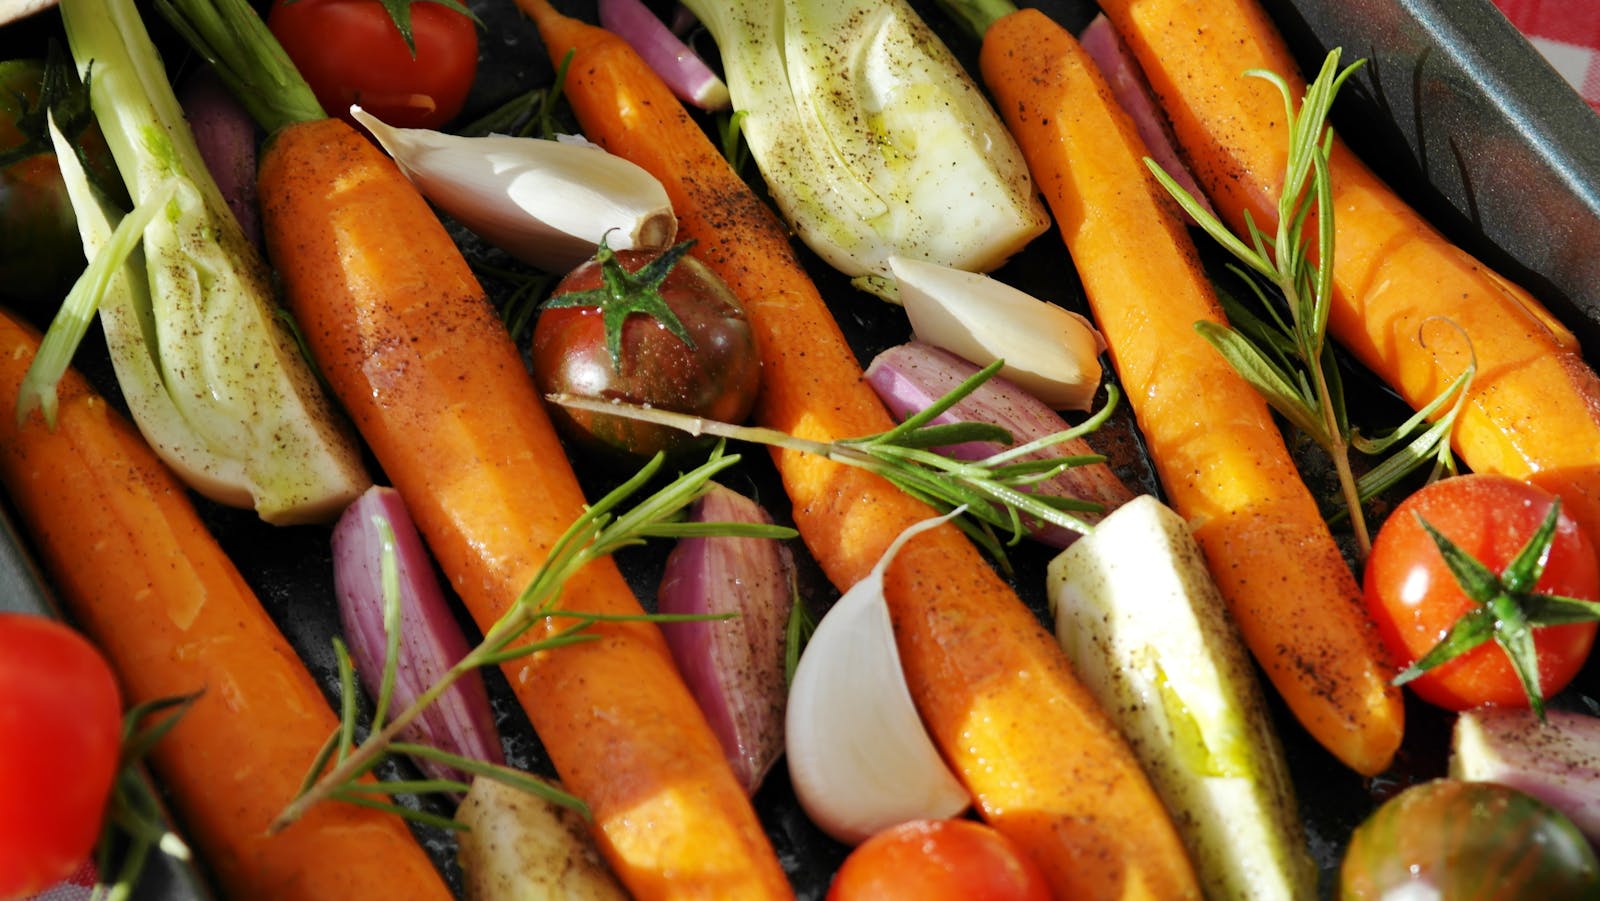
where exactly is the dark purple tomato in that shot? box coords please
[531,243,761,462]
[1340,779,1600,899]
[0,58,120,312]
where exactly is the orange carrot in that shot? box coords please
[969,7,1404,776]
[1097,0,1600,549]
[255,115,790,900]
[516,2,1201,897]
[0,308,450,900]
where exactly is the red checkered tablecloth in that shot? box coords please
[1493,0,1600,111]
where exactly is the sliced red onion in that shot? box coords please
[177,70,261,247]
[864,341,1134,547]
[1079,13,1215,223]
[598,0,731,111]
[657,483,794,795]
[333,486,503,786]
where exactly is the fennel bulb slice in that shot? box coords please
[681,0,1049,288]
[58,0,369,524]
[1047,496,1316,900]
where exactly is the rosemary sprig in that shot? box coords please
[271,443,795,833]
[92,693,200,901]
[549,359,1118,562]
[1147,49,1469,557]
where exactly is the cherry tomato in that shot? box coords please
[268,0,478,129]
[0,613,123,899]
[826,818,1052,901]
[531,244,761,462]
[1363,473,1600,710]
[1340,779,1600,899]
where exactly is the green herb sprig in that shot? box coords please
[92,693,200,901]
[1147,49,1471,557]
[550,359,1118,563]
[271,443,795,833]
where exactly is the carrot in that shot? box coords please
[1096,0,1600,549]
[969,7,1404,777]
[0,308,450,900]
[516,2,1201,897]
[255,115,790,900]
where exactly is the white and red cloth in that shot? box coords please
[24,860,95,901]
[1493,0,1600,112]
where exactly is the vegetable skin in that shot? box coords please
[256,115,790,901]
[971,6,1403,776]
[1095,0,1600,550]
[0,307,450,900]
[516,2,1202,896]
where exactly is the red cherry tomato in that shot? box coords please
[826,818,1052,901]
[267,0,478,129]
[531,245,761,462]
[1363,473,1600,710]
[0,613,123,899]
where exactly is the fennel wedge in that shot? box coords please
[679,0,1048,293]
[54,0,369,524]
[1047,495,1316,900]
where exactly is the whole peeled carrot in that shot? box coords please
[0,308,450,900]
[1096,0,1600,548]
[517,2,1201,897]
[257,117,790,899]
[959,6,1402,776]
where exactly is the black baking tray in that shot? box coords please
[3,0,1599,898]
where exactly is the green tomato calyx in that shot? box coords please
[543,237,699,372]
[1395,499,1600,719]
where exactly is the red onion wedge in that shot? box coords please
[1079,13,1214,224]
[657,483,795,795]
[333,485,503,787]
[177,69,261,247]
[864,341,1134,547]
[1452,707,1600,844]
[599,0,731,110]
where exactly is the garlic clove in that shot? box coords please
[889,255,1106,411]
[351,105,677,274]
[785,510,970,845]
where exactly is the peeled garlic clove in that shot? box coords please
[889,255,1106,411]
[785,511,970,844]
[351,105,677,274]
